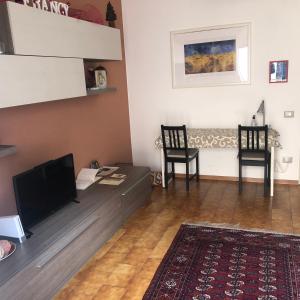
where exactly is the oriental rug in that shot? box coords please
[143,224,300,300]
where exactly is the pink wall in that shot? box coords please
[0,0,132,215]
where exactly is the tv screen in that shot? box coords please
[13,153,77,230]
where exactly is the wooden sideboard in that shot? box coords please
[0,166,151,300]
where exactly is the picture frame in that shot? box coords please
[269,60,288,83]
[94,69,107,89]
[171,23,251,88]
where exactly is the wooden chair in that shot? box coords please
[161,125,199,191]
[238,125,270,196]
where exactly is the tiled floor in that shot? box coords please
[55,179,300,299]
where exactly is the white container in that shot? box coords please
[0,215,25,243]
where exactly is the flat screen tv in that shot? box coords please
[13,153,77,231]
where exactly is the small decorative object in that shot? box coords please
[151,171,162,186]
[0,41,5,54]
[22,0,69,16]
[106,1,117,28]
[67,3,104,25]
[257,100,265,125]
[90,160,101,169]
[111,173,126,179]
[251,115,257,126]
[94,67,107,89]
[86,67,96,88]
[171,23,250,88]
[86,66,107,89]
[0,240,16,261]
[269,60,288,83]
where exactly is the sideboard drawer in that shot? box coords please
[0,197,122,300]
[121,172,152,221]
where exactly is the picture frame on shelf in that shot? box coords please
[95,69,107,89]
[269,60,288,83]
[171,23,251,88]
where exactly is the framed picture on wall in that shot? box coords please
[269,60,288,83]
[171,23,251,88]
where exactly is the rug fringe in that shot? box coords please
[182,221,300,237]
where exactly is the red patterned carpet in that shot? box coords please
[143,224,300,300]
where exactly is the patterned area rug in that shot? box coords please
[143,224,300,300]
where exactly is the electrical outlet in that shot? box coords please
[284,111,294,118]
[282,156,293,163]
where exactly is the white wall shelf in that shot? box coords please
[0,145,16,158]
[0,2,122,60]
[86,87,117,96]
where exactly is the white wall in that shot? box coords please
[122,0,300,180]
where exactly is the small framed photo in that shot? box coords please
[95,70,107,89]
[269,60,288,83]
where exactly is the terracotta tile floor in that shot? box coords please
[55,179,300,299]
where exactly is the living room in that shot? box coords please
[0,0,299,299]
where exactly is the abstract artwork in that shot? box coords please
[269,60,288,83]
[171,23,250,87]
[184,40,236,74]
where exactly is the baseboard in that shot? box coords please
[175,173,298,185]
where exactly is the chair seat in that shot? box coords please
[161,124,199,191]
[167,148,198,158]
[240,151,269,161]
[238,125,270,197]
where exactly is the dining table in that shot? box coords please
[155,128,281,196]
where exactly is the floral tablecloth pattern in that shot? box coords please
[155,128,281,149]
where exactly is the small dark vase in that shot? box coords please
[106,1,117,28]
[108,20,115,28]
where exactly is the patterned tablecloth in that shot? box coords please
[155,128,281,149]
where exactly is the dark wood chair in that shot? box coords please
[238,125,270,196]
[161,125,199,191]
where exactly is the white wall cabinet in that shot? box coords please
[0,2,122,60]
[0,55,86,108]
[0,2,122,109]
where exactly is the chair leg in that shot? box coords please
[264,164,268,197]
[196,154,199,182]
[164,160,168,189]
[172,162,175,180]
[239,161,242,193]
[268,161,271,185]
[186,162,189,191]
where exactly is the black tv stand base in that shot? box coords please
[72,199,80,204]
[24,229,33,239]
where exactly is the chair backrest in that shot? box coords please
[161,125,188,157]
[238,125,268,154]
